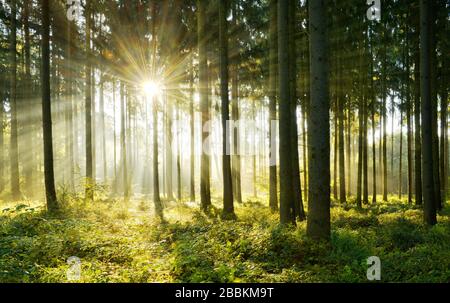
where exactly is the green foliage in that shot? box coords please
[0,197,449,282]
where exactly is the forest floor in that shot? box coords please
[0,192,449,283]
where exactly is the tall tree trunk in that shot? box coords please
[151,1,161,216]
[370,40,376,204]
[120,83,129,200]
[333,102,338,201]
[356,96,363,208]
[24,0,34,196]
[302,101,308,202]
[100,76,107,182]
[198,0,211,211]
[391,100,394,192]
[406,23,413,204]
[66,19,75,191]
[190,56,195,201]
[306,0,330,241]
[253,99,257,197]
[338,59,346,204]
[176,101,181,201]
[430,5,442,212]
[231,1,242,205]
[439,20,448,204]
[288,0,305,221]
[113,81,117,183]
[85,0,94,201]
[420,0,437,225]
[303,6,310,204]
[10,0,20,200]
[347,110,352,196]
[41,0,58,212]
[153,97,162,217]
[278,0,295,224]
[399,103,403,199]
[219,0,234,218]
[382,31,388,202]
[363,87,369,204]
[414,12,422,205]
[166,103,173,200]
[371,90,377,204]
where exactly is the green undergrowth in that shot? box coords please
[0,194,449,282]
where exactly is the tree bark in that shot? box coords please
[278,0,295,224]
[382,27,388,201]
[190,56,195,201]
[41,0,58,212]
[306,0,330,241]
[268,0,279,212]
[10,0,20,200]
[231,0,242,204]
[85,0,94,202]
[219,0,234,218]
[23,0,34,196]
[414,8,422,205]
[288,0,305,220]
[198,0,211,211]
[420,0,437,225]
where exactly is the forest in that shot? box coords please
[0,0,449,283]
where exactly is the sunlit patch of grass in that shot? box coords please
[0,192,449,282]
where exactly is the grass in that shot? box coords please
[0,193,449,283]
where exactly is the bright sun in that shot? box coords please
[142,80,163,98]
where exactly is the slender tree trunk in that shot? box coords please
[100,76,107,182]
[406,25,413,204]
[253,99,257,197]
[391,101,394,192]
[41,0,58,212]
[231,1,242,204]
[198,0,211,211]
[370,40,376,204]
[153,97,162,217]
[357,98,363,208]
[382,31,388,201]
[372,91,377,204]
[278,0,295,224]
[113,81,117,182]
[190,56,195,201]
[338,60,346,204]
[176,103,181,201]
[85,0,94,201]
[288,0,305,221]
[430,5,442,212]
[399,103,403,199]
[306,0,330,241]
[151,1,161,216]
[120,83,129,200]
[302,101,308,202]
[333,102,338,201]
[414,16,422,205]
[67,20,75,191]
[347,110,352,196]
[166,101,174,201]
[24,0,34,196]
[10,0,20,200]
[440,25,448,204]
[420,0,437,225]
[363,88,369,204]
[303,7,310,204]
[219,0,234,218]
